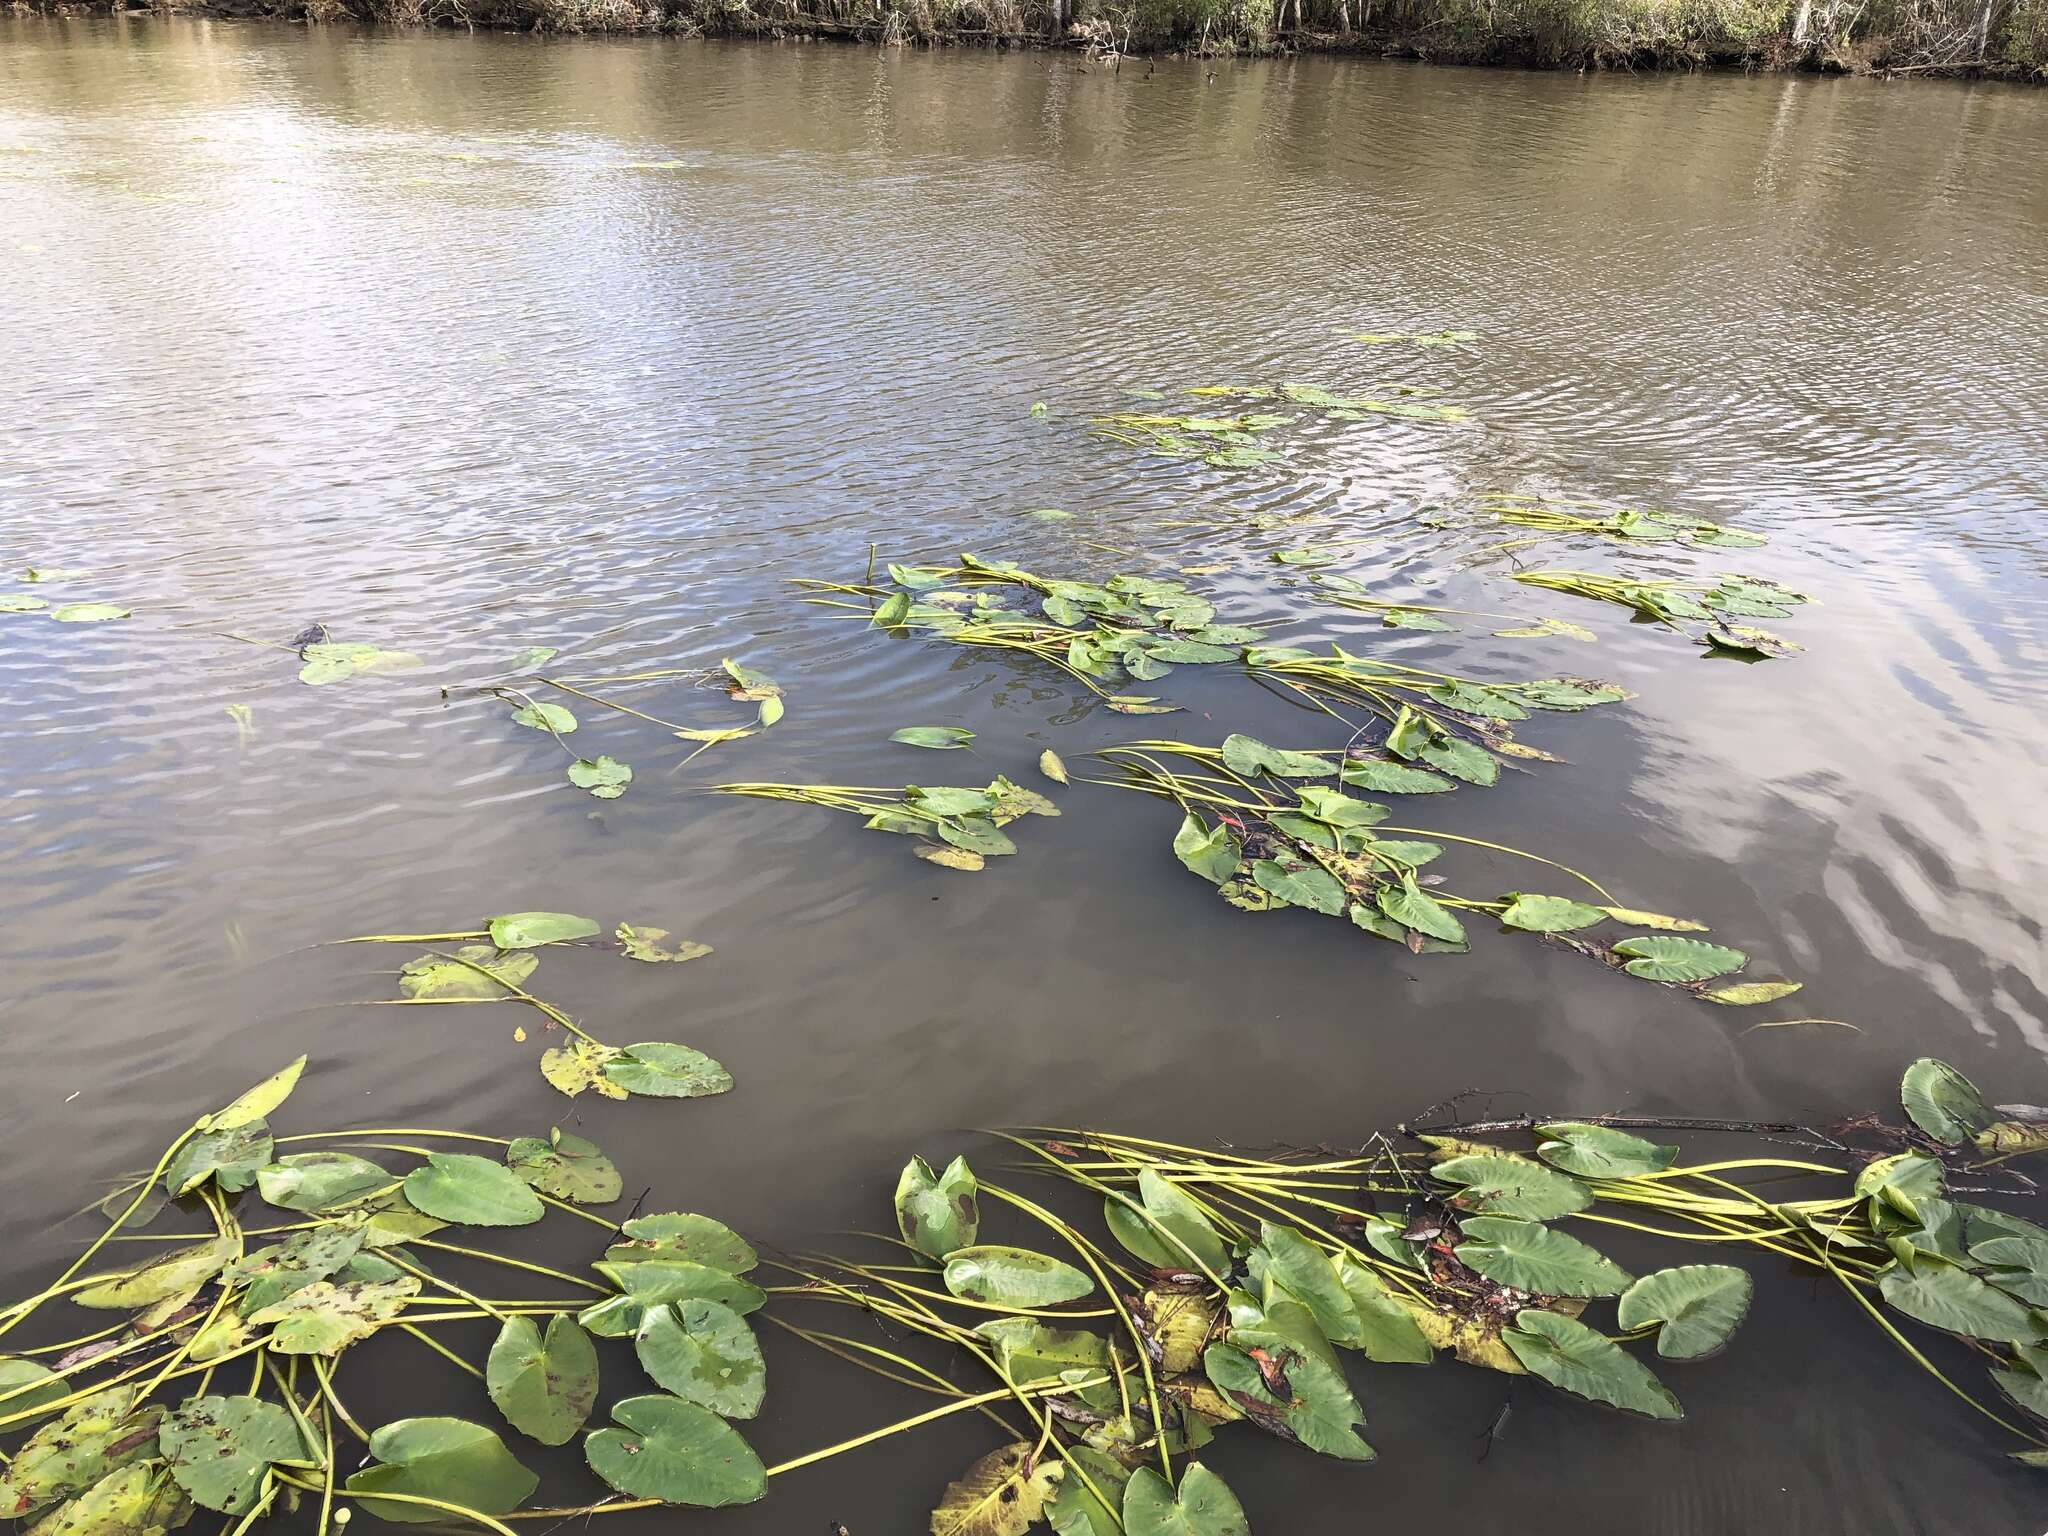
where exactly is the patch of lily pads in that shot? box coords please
[1514,570,1811,658]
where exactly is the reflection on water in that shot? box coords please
[2,18,2046,1531]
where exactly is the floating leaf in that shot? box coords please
[1046,1445,1129,1536]
[1172,815,1239,886]
[1335,1257,1434,1363]
[1252,859,1346,916]
[1536,1123,1678,1179]
[873,591,912,628]
[18,1462,186,1536]
[613,924,711,964]
[73,1235,237,1309]
[0,594,49,613]
[1499,893,1608,934]
[1455,1217,1632,1297]
[1504,1309,1682,1419]
[297,642,422,684]
[213,1056,306,1130]
[1703,624,1800,657]
[487,912,599,949]
[347,1418,539,1523]
[1377,875,1466,944]
[230,1224,366,1314]
[1612,935,1748,983]
[1220,735,1336,780]
[601,1042,733,1099]
[1433,1155,1591,1221]
[486,1313,599,1447]
[757,694,785,727]
[930,1442,1062,1536]
[719,658,782,701]
[1595,907,1707,932]
[1038,749,1069,785]
[539,1041,627,1101]
[1340,759,1455,795]
[510,701,577,734]
[0,1388,161,1519]
[404,1153,545,1227]
[49,604,130,623]
[1615,1265,1753,1359]
[891,726,975,749]
[896,1156,979,1261]
[944,1247,1093,1307]
[1203,1333,1372,1460]
[0,1360,68,1424]
[159,1397,306,1515]
[635,1301,765,1419]
[606,1213,757,1274]
[1700,980,1803,1006]
[1879,1261,2041,1344]
[567,756,632,799]
[917,844,984,871]
[507,1130,620,1204]
[584,1395,764,1507]
[399,946,536,1001]
[507,646,558,671]
[1107,1169,1229,1274]
[1121,1464,1248,1536]
[1900,1059,1993,1146]
[595,1260,766,1315]
[165,1121,272,1198]
[247,1277,418,1355]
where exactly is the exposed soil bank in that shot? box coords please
[14,0,2044,80]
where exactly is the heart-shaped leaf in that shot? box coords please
[257,1153,391,1213]
[1616,1265,1753,1359]
[634,1300,765,1418]
[601,1043,733,1099]
[165,1122,273,1199]
[487,1316,598,1446]
[943,1247,1093,1307]
[1203,1333,1372,1460]
[929,1442,1061,1536]
[890,726,975,749]
[604,1213,757,1275]
[486,912,599,949]
[507,1131,620,1205]
[1454,1217,1632,1297]
[247,1277,419,1355]
[583,1395,764,1507]
[1611,935,1747,983]
[398,947,536,1001]
[1900,1058,1993,1145]
[404,1154,545,1227]
[1498,894,1608,934]
[1433,1154,1591,1221]
[346,1418,538,1523]
[161,1397,307,1514]
[1536,1123,1677,1179]
[73,1235,238,1310]
[895,1156,979,1261]
[1504,1309,1682,1419]
[1121,1464,1249,1536]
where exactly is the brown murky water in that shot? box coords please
[3,20,2047,1531]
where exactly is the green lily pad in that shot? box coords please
[73,1235,237,1310]
[345,1418,538,1523]
[160,1396,306,1514]
[943,1247,1094,1307]
[1219,735,1336,780]
[583,1395,764,1507]
[0,1360,69,1425]
[230,1223,366,1314]
[1334,1257,1433,1363]
[247,1277,419,1355]
[212,1056,305,1130]
[1377,875,1466,944]
[509,701,577,734]
[1699,980,1803,1006]
[1900,1058,1993,1145]
[0,1388,160,1519]
[1454,1217,1632,1297]
[1045,1445,1129,1536]
[1339,759,1455,794]
[1203,1333,1372,1460]
[398,947,536,1001]
[0,594,50,613]
[164,1121,273,1198]
[1612,935,1747,983]
[890,726,975,749]
[405,1154,545,1228]
[486,1315,598,1446]
[486,912,599,949]
[49,604,130,624]
[1121,1464,1249,1536]
[634,1300,765,1418]
[1172,815,1239,885]
[567,756,632,799]
[1616,1265,1754,1359]
[257,1152,391,1213]
[583,1260,766,1337]
[1536,1123,1678,1179]
[600,1042,733,1099]
[1499,894,1608,934]
[1251,859,1346,916]
[1433,1154,1592,1221]
[1879,1261,2042,1344]
[297,642,422,684]
[1104,1168,1229,1275]
[895,1155,979,1261]
[1504,1309,1682,1420]
[507,1130,620,1205]
[605,1213,757,1274]
[18,1462,187,1536]
[1248,1224,1356,1344]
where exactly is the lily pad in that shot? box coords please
[930,1442,1061,1536]
[1900,1058,1993,1145]
[404,1153,545,1227]
[634,1300,765,1418]
[1220,735,1337,780]
[583,1395,764,1507]
[1879,1261,2041,1344]
[1615,1265,1754,1359]
[601,1042,733,1099]
[346,1418,539,1523]
[895,1155,979,1261]
[213,1056,306,1129]
[567,756,632,799]
[917,844,984,871]
[943,1247,1094,1307]
[614,925,711,964]
[1536,1123,1678,1179]
[1339,759,1455,794]
[1039,750,1069,785]
[1172,815,1239,886]
[1499,894,1608,934]
[0,1388,161,1519]
[1377,875,1466,944]
[1203,1333,1372,1460]
[1612,935,1748,983]
[486,1315,599,1446]
[510,702,577,734]
[1122,1464,1248,1536]
[247,1276,419,1355]
[606,1213,758,1274]
[487,911,599,948]
[398,946,536,1001]
[49,604,130,624]
[164,1120,273,1198]
[539,1041,627,1100]
[297,642,421,684]
[1699,980,1803,1006]
[160,1397,305,1514]
[1433,1154,1592,1221]
[891,726,975,749]
[1454,1217,1632,1297]
[73,1235,237,1309]
[1504,1310,1682,1420]
[0,1360,69,1424]
[0,594,50,613]
[507,1129,620,1204]
[1252,859,1346,916]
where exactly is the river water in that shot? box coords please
[3,20,2047,1532]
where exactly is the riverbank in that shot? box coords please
[16,0,2046,78]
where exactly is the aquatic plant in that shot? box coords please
[1513,569,1811,657]
[332,911,732,1101]
[1477,493,1766,550]
[1088,381,1468,469]
[1087,736,1797,1001]
[1307,574,1599,640]
[708,775,1059,871]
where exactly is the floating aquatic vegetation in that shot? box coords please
[293,629,424,686]
[1089,737,1796,1002]
[1344,328,1479,346]
[708,775,1059,872]
[2,1058,2042,1536]
[1478,494,1766,550]
[1514,570,1810,657]
[1088,381,1469,470]
[333,912,729,1101]
[0,587,131,623]
[889,726,975,750]
[1308,574,1599,640]
[800,555,1630,779]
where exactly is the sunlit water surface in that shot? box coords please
[3,21,2047,1531]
